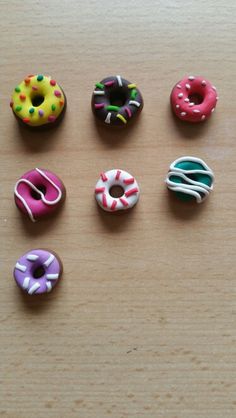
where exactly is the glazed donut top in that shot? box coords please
[14,249,62,295]
[10,74,65,126]
[91,75,143,127]
[14,168,65,222]
[95,169,140,212]
[166,156,214,203]
[171,76,218,122]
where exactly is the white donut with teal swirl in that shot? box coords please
[166,156,214,203]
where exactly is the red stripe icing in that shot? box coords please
[100,172,108,182]
[102,193,107,207]
[111,200,117,210]
[95,187,105,194]
[125,107,132,118]
[120,197,129,207]
[115,170,121,180]
[123,177,134,185]
[125,187,139,197]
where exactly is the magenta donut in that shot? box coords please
[170,76,218,123]
[14,168,65,222]
[14,249,62,295]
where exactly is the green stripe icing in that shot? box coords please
[95,82,104,89]
[15,86,21,93]
[29,107,35,114]
[51,104,56,111]
[106,105,120,111]
[130,89,137,99]
[15,105,22,112]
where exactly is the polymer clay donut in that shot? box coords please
[166,156,214,203]
[10,74,66,128]
[14,168,65,222]
[170,76,218,123]
[95,169,140,212]
[14,249,62,295]
[91,75,143,127]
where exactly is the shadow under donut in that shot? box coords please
[91,112,143,148]
[165,188,209,220]
[95,200,138,233]
[167,104,214,140]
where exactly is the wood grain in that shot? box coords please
[0,1,236,417]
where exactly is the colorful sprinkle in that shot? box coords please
[128,84,136,89]
[54,90,61,98]
[178,93,183,98]
[94,103,104,109]
[38,109,44,117]
[130,89,137,100]
[15,86,21,93]
[106,105,120,111]
[95,82,104,89]
[23,117,30,123]
[37,75,44,81]
[100,172,108,182]
[117,114,127,124]
[10,100,14,108]
[32,86,38,91]
[125,187,139,197]
[48,115,56,122]
[24,78,31,84]
[28,74,34,78]
[104,80,115,87]
[59,100,64,106]
[51,104,56,111]
[29,107,35,114]
[129,100,140,108]
[50,79,56,86]
[20,94,26,100]
[124,106,132,118]
[15,105,22,112]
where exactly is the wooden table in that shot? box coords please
[1,1,236,417]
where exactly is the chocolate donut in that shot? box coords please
[91,75,143,127]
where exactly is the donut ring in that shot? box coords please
[14,249,62,295]
[91,75,143,127]
[170,76,218,123]
[95,169,140,212]
[10,74,66,128]
[14,168,66,222]
[166,156,214,203]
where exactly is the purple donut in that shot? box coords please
[14,249,63,295]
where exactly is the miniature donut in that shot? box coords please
[166,156,214,203]
[91,75,143,127]
[14,168,65,222]
[10,74,66,128]
[95,169,140,212]
[170,76,218,123]
[14,249,62,295]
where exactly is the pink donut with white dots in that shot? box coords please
[170,76,218,123]
[14,168,65,222]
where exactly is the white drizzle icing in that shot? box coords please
[14,168,62,222]
[166,156,214,203]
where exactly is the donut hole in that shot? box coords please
[31,94,44,107]
[109,185,124,198]
[33,265,45,279]
[31,185,46,200]
[188,93,203,105]
[109,88,127,107]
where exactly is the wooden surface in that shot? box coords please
[0,1,236,417]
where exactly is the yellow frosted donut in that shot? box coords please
[10,74,66,127]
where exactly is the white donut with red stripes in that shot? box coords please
[95,169,140,212]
